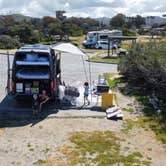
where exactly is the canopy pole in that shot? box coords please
[81,53,89,82]
[88,55,92,103]
[7,51,10,94]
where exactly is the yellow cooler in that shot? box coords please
[101,93,113,110]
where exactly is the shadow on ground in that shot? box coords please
[0,95,59,127]
[0,95,103,128]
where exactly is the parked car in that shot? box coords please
[83,29,122,48]
[95,41,118,50]
[9,44,61,101]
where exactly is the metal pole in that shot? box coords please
[88,55,92,102]
[7,51,10,94]
[112,44,113,55]
[108,38,110,57]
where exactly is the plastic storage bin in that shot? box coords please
[101,93,113,110]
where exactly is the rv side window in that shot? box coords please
[100,42,108,45]
[100,35,108,40]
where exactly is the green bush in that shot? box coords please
[118,42,166,100]
[0,35,20,49]
[122,27,136,36]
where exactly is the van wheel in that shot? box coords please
[98,47,102,49]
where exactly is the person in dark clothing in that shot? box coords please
[32,94,39,115]
[39,90,49,112]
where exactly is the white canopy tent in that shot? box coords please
[52,43,86,56]
[52,42,92,85]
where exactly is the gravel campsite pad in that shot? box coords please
[0,116,166,166]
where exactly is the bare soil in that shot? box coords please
[0,74,165,166]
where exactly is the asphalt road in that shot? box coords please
[61,52,118,85]
[0,52,117,117]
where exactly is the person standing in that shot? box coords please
[84,82,90,105]
[32,94,39,115]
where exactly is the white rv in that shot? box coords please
[83,29,122,48]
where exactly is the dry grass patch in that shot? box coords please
[69,35,85,47]
[0,49,16,54]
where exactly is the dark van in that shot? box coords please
[10,44,61,101]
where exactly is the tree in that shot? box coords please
[135,15,145,28]
[8,24,33,43]
[29,30,41,43]
[48,22,64,39]
[42,16,58,28]
[110,14,125,28]
[0,35,20,49]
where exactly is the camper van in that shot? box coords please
[10,44,61,101]
[83,29,122,48]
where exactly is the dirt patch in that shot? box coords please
[121,127,166,166]
[0,128,5,136]
[0,117,165,166]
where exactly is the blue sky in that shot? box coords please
[0,0,165,18]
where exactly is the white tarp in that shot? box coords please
[52,43,86,56]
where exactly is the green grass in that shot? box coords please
[120,43,131,50]
[122,119,138,134]
[58,131,151,166]
[122,116,166,143]
[104,73,126,89]
[34,159,47,165]
[90,55,119,63]
[132,95,166,143]
[123,108,135,113]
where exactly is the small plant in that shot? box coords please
[27,143,31,148]
[123,108,135,113]
[42,148,50,153]
[34,159,46,165]
[29,148,34,152]
[147,157,152,160]
[104,73,126,89]
[147,148,152,151]
[39,125,43,129]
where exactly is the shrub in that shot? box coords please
[118,41,166,100]
[0,35,20,49]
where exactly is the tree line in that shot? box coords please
[0,13,148,48]
[0,14,100,48]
